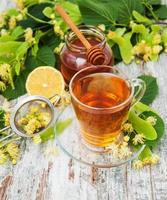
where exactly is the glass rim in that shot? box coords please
[66,25,106,52]
[69,65,134,111]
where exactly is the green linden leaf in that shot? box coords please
[140,111,165,148]
[56,118,73,136]
[40,127,54,141]
[138,75,158,105]
[2,70,28,100]
[144,0,161,5]
[132,10,152,24]
[109,31,133,64]
[128,109,157,140]
[133,102,157,115]
[119,32,133,64]
[0,41,23,55]
[43,7,53,18]
[7,8,19,17]
[76,0,144,26]
[155,5,167,20]
[139,145,152,161]
[36,46,56,66]
[62,1,82,25]
[117,0,145,25]
[111,44,122,64]
[15,62,21,76]
[0,109,5,129]
[76,0,118,25]
[18,3,53,29]
[11,26,25,40]
[40,118,73,141]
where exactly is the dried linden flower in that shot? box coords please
[146,116,157,126]
[54,42,64,54]
[152,45,163,55]
[8,16,17,29]
[4,112,10,126]
[133,160,143,170]
[122,123,134,133]
[133,40,153,62]
[0,29,8,36]
[120,141,128,147]
[132,133,145,145]
[152,34,161,45]
[0,99,10,112]
[150,154,160,165]
[24,28,35,44]
[0,149,8,164]
[18,117,28,126]
[98,24,105,32]
[142,154,160,166]
[0,63,11,83]
[18,105,51,135]
[109,140,132,159]
[0,12,6,28]
[12,159,17,165]
[109,144,119,157]
[24,118,40,135]
[6,142,20,163]
[40,102,47,109]
[54,24,64,38]
[16,14,23,21]
[56,91,71,108]
[32,135,42,145]
[0,81,6,92]
[143,53,150,62]
[118,145,132,159]
[15,0,24,10]
[123,135,130,142]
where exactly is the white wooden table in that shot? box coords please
[0,1,167,200]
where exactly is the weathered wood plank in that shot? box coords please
[117,62,153,200]
[0,175,13,200]
[147,54,167,200]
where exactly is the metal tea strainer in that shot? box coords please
[0,95,59,145]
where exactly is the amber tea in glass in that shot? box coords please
[69,66,146,148]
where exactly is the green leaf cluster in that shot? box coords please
[0,1,82,99]
[0,109,5,129]
[73,0,144,26]
[139,75,158,105]
[73,0,167,26]
[127,75,164,161]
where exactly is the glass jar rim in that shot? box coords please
[69,65,134,112]
[66,25,106,52]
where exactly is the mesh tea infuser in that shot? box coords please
[0,95,59,145]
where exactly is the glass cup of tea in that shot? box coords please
[69,66,146,149]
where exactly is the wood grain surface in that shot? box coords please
[0,1,167,200]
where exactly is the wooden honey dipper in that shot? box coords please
[56,5,105,65]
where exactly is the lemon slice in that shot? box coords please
[26,66,65,98]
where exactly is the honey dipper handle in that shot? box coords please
[56,5,91,50]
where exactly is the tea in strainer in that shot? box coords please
[0,95,58,145]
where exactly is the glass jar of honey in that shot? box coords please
[60,25,114,83]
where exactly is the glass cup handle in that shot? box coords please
[131,78,146,106]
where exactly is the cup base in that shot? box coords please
[81,131,124,153]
